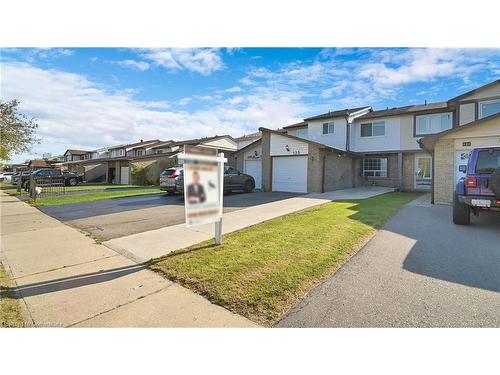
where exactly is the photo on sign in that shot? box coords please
[183,161,221,227]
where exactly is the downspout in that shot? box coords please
[345,113,350,151]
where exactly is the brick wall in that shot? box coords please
[261,131,272,192]
[322,150,354,191]
[402,153,415,191]
[434,139,455,204]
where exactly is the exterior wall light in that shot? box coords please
[285,145,290,152]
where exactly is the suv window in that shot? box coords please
[476,150,500,173]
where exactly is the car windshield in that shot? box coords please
[476,149,500,173]
[161,169,178,176]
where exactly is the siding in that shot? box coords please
[270,133,308,156]
[306,117,347,150]
[350,117,401,152]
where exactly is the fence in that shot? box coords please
[27,176,66,200]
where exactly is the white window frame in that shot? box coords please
[296,128,308,138]
[479,99,500,119]
[363,157,388,178]
[137,150,143,156]
[118,149,124,157]
[322,122,335,135]
[360,121,385,138]
[415,112,452,136]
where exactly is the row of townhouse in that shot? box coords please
[231,79,500,204]
[62,136,241,185]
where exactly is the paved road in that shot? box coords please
[40,192,297,241]
[277,201,500,327]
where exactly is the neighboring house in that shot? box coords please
[234,132,261,149]
[229,138,263,189]
[64,149,88,162]
[146,140,175,155]
[27,159,53,170]
[259,80,500,197]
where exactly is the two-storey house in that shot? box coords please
[253,79,500,200]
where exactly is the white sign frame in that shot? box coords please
[178,146,226,245]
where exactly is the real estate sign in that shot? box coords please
[183,145,223,227]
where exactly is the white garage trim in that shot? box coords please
[272,155,308,193]
[244,159,262,189]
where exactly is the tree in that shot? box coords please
[0,100,40,160]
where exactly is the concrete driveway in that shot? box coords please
[277,198,500,327]
[40,192,297,241]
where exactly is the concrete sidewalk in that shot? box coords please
[104,187,393,263]
[0,192,257,327]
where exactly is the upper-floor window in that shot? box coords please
[479,99,500,119]
[415,113,452,135]
[360,121,385,137]
[118,149,124,157]
[296,128,308,138]
[322,122,334,134]
[137,150,143,156]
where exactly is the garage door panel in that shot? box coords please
[245,160,262,189]
[272,156,307,193]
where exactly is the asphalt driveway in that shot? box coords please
[40,191,297,241]
[277,198,500,327]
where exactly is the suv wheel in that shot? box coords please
[453,192,470,225]
[68,178,78,186]
[243,180,254,193]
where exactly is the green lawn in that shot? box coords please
[149,192,420,326]
[30,188,163,206]
[0,263,24,328]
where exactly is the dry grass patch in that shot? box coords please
[149,192,420,326]
[0,263,24,328]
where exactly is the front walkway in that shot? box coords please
[0,192,256,327]
[104,187,393,263]
[277,200,500,327]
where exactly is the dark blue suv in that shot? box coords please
[453,147,500,225]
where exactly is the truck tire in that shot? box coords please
[68,178,78,186]
[453,192,470,225]
[490,169,500,198]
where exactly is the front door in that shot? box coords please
[415,156,432,189]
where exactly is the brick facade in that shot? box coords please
[433,139,455,204]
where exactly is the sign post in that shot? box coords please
[178,146,226,245]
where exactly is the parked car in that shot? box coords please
[453,147,500,225]
[0,172,13,183]
[20,169,82,188]
[160,167,184,194]
[11,171,30,186]
[172,165,255,195]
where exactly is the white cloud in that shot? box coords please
[225,86,241,93]
[1,62,302,162]
[116,59,150,71]
[139,48,224,75]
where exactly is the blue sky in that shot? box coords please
[1,47,499,163]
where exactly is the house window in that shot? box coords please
[479,99,500,119]
[119,149,124,156]
[363,158,388,177]
[137,150,143,156]
[415,113,452,135]
[360,121,385,137]
[296,128,308,138]
[322,122,334,134]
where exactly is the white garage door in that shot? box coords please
[120,166,129,184]
[244,160,262,189]
[272,156,308,193]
